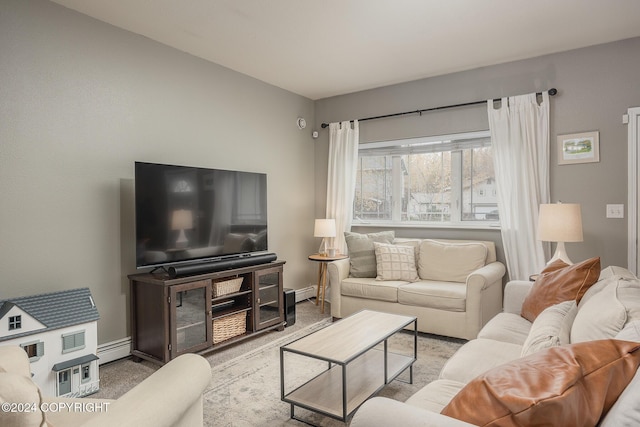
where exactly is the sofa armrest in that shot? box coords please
[503,280,533,314]
[80,354,210,427]
[464,262,506,339]
[466,262,506,291]
[327,258,350,318]
[0,345,32,377]
[351,397,477,427]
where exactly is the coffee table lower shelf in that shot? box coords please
[282,348,414,421]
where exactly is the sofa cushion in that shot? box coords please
[521,300,577,356]
[441,339,640,427]
[418,240,487,282]
[571,276,640,343]
[373,242,419,282]
[520,256,600,322]
[439,338,523,384]
[599,265,638,281]
[578,265,637,308]
[345,231,395,278]
[405,379,466,413]
[0,372,49,427]
[600,321,640,427]
[477,312,532,346]
[397,281,466,311]
[340,277,403,302]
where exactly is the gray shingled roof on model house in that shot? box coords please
[0,288,99,342]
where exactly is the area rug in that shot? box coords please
[203,320,464,426]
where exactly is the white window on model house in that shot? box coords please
[9,315,21,330]
[81,363,91,383]
[20,340,44,362]
[62,330,85,353]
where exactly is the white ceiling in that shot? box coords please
[50,0,640,100]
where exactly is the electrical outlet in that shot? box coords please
[606,204,624,219]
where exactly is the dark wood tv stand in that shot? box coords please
[128,260,285,365]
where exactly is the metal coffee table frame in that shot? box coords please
[280,310,417,424]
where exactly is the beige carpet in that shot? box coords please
[95,301,465,426]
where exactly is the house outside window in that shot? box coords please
[20,340,44,362]
[62,330,85,353]
[9,315,21,330]
[353,130,499,226]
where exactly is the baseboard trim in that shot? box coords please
[295,285,317,303]
[97,337,131,365]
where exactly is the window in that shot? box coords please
[81,363,91,383]
[353,130,499,226]
[20,340,44,362]
[8,315,21,330]
[62,330,85,353]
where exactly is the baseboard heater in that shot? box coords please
[167,253,277,278]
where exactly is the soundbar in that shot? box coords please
[167,253,277,278]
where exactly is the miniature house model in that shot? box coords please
[0,288,100,397]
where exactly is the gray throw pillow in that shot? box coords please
[344,231,395,278]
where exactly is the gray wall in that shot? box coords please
[315,37,640,272]
[1,0,318,345]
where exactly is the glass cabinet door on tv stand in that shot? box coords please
[171,280,212,357]
[254,266,284,331]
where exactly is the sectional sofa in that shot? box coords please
[351,263,640,426]
[328,233,506,340]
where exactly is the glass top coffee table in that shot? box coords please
[280,309,417,423]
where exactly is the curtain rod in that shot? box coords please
[320,88,558,129]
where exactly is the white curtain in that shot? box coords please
[326,120,359,254]
[488,92,550,280]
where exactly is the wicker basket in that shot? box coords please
[212,277,243,297]
[213,311,247,344]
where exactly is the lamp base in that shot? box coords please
[547,241,573,265]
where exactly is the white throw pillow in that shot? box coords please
[374,242,419,282]
[521,300,578,357]
[570,277,640,343]
[599,265,638,281]
[418,240,487,282]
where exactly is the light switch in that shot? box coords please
[606,204,624,219]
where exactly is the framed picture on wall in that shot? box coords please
[557,131,600,165]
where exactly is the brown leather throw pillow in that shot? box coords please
[521,256,600,322]
[441,339,640,427]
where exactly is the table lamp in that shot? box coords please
[172,209,193,248]
[314,219,336,256]
[537,202,583,265]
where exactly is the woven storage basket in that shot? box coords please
[212,277,243,297]
[213,312,247,344]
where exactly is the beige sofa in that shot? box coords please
[328,238,506,340]
[351,265,640,426]
[0,346,210,427]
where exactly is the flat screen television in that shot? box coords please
[134,162,268,270]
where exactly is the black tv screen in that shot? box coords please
[134,162,268,269]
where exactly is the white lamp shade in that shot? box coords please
[171,209,193,230]
[314,219,336,238]
[538,203,583,243]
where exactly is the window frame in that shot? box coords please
[8,315,22,330]
[81,363,91,383]
[352,130,500,230]
[20,340,44,362]
[61,330,86,354]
